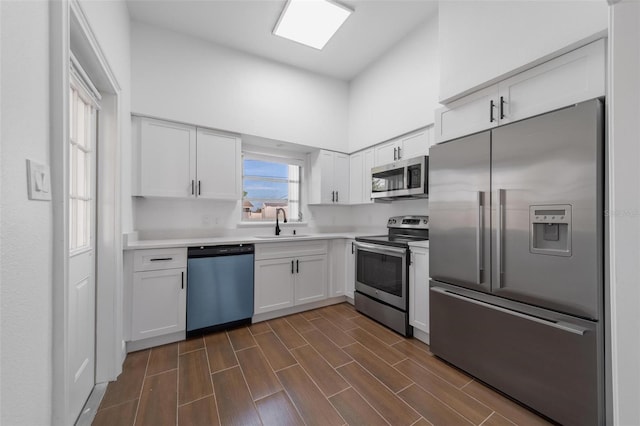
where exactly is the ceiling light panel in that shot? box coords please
[273,0,353,50]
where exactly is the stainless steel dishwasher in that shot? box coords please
[187,244,254,336]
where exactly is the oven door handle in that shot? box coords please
[354,241,407,257]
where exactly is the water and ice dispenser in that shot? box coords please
[529,205,572,257]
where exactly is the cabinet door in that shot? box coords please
[330,240,346,297]
[196,128,241,200]
[349,152,364,204]
[137,118,196,197]
[399,129,429,160]
[374,140,398,166]
[319,150,335,203]
[254,258,295,314]
[345,240,356,299]
[498,39,604,126]
[333,153,350,204]
[434,85,499,143]
[131,268,186,340]
[409,247,429,334]
[295,255,328,305]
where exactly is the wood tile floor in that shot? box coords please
[94,303,551,426]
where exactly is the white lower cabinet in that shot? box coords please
[346,239,356,300]
[409,245,429,342]
[131,267,186,341]
[254,258,295,313]
[254,241,329,315]
[126,248,188,348]
[295,255,328,304]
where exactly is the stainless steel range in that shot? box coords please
[354,215,429,336]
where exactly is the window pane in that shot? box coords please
[76,97,86,148]
[76,149,87,198]
[69,199,76,251]
[76,200,88,248]
[243,179,288,200]
[69,145,76,196]
[244,160,289,178]
[242,158,301,222]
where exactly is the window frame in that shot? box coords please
[241,151,305,224]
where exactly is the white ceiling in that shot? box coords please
[126,0,439,81]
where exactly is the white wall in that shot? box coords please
[439,1,608,102]
[130,22,349,152]
[607,1,640,424]
[1,1,53,424]
[348,16,439,152]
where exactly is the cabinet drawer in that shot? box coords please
[133,248,187,272]
[255,240,328,260]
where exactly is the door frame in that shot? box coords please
[50,0,123,424]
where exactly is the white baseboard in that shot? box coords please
[252,296,348,323]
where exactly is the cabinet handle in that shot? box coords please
[393,147,397,161]
[181,271,184,289]
[500,96,506,120]
[291,260,294,274]
[191,180,195,195]
[397,146,401,159]
[351,243,354,254]
[296,259,299,273]
[150,257,173,262]
[336,191,339,203]
[332,191,335,202]
[489,100,495,122]
[198,180,201,195]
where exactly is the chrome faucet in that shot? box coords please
[275,208,287,236]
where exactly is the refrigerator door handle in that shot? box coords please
[496,189,505,288]
[431,287,588,336]
[477,191,484,284]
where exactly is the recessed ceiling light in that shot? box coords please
[273,0,353,50]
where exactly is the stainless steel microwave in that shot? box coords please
[371,156,428,200]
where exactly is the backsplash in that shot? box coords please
[133,197,428,240]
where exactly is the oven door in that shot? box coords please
[354,242,408,310]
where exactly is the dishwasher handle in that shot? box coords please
[188,244,254,258]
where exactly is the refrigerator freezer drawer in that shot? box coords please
[430,286,602,426]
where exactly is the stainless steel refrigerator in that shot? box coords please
[429,99,604,425]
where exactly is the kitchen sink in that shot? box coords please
[254,234,310,239]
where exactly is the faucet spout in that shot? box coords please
[275,208,288,236]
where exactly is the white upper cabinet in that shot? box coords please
[374,127,430,166]
[435,86,499,143]
[195,128,241,200]
[435,39,605,143]
[134,117,196,197]
[132,116,241,199]
[349,148,374,205]
[308,150,350,204]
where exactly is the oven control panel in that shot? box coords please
[387,215,429,229]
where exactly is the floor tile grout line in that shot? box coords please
[232,343,258,353]
[255,334,310,426]
[131,349,151,426]
[478,411,497,426]
[272,362,300,373]
[268,319,311,353]
[230,337,266,424]
[398,364,492,426]
[325,385,353,400]
[202,332,222,426]
[333,360,393,426]
[145,367,178,378]
[177,392,215,408]
[175,347,180,425]
[395,383,414,395]
[410,417,434,426]
[283,314,318,336]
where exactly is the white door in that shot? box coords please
[254,258,295,314]
[349,152,363,204]
[68,77,98,421]
[400,130,429,160]
[333,153,350,204]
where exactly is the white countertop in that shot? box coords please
[124,232,367,250]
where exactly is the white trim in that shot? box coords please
[243,151,306,167]
[70,51,101,105]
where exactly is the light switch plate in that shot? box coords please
[26,159,51,201]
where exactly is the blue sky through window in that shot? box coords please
[243,159,297,213]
